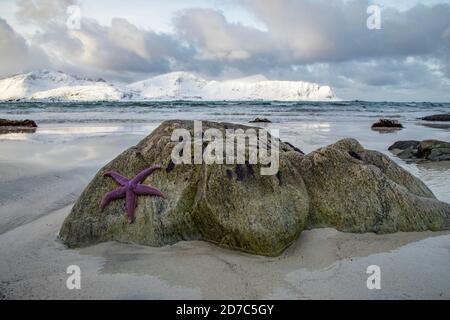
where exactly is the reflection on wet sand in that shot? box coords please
[418,122,450,131]
[371,127,402,134]
[0,127,36,135]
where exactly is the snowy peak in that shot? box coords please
[128,72,207,100]
[0,70,127,101]
[0,70,337,101]
[203,78,335,101]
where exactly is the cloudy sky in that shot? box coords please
[1,0,450,101]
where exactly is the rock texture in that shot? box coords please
[60,120,309,256]
[0,119,37,127]
[249,117,271,123]
[421,114,450,121]
[60,121,450,256]
[389,140,450,162]
[298,138,449,233]
[371,119,403,130]
[0,118,37,135]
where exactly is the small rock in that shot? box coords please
[0,119,38,127]
[388,140,420,151]
[389,139,450,162]
[249,117,271,123]
[371,119,403,130]
[421,114,450,122]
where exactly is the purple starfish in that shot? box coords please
[100,164,165,222]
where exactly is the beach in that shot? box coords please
[1,101,449,299]
[1,198,449,299]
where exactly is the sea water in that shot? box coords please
[0,100,449,202]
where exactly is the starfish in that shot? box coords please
[100,164,165,222]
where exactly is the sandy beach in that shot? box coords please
[2,0,450,303]
[1,125,449,300]
[1,202,449,299]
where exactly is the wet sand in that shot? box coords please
[1,133,449,299]
[1,202,449,299]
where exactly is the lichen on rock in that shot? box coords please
[59,122,450,256]
[60,120,309,256]
[298,138,449,233]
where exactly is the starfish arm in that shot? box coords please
[135,184,165,198]
[131,165,161,184]
[126,189,137,222]
[104,171,129,186]
[100,187,126,210]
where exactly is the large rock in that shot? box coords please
[60,120,309,256]
[298,138,450,233]
[389,140,450,162]
[249,117,271,123]
[60,122,450,256]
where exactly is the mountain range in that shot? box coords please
[0,70,337,101]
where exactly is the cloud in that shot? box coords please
[180,0,450,69]
[170,1,450,90]
[34,18,187,76]
[172,0,450,100]
[0,0,449,100]
[174,8,267,61]
[15,0,74,26]
[12,0,193,81]
[0,18,49,75]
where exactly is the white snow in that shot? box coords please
[0,70,106,99]
[128,72,207,100]
[30,85,125,101]
[0,70,337,101]
[128,71,337,101]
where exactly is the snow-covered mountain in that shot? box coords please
[0,70,131,101]
[128,72,337,101]
[0,70,337,101]
[128,72,206,100]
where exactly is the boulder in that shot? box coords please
[59,121,450,256]
[389,140,450,162]
[388,140,420,151]
[60,120,309,256]
[388,140,420,160]
[297,138,450,233]
[421,114,450,122]
[417,140,450,161]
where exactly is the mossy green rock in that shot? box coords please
[60,122,450,256]
[59,120,309,256]
[298,138,450,233]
